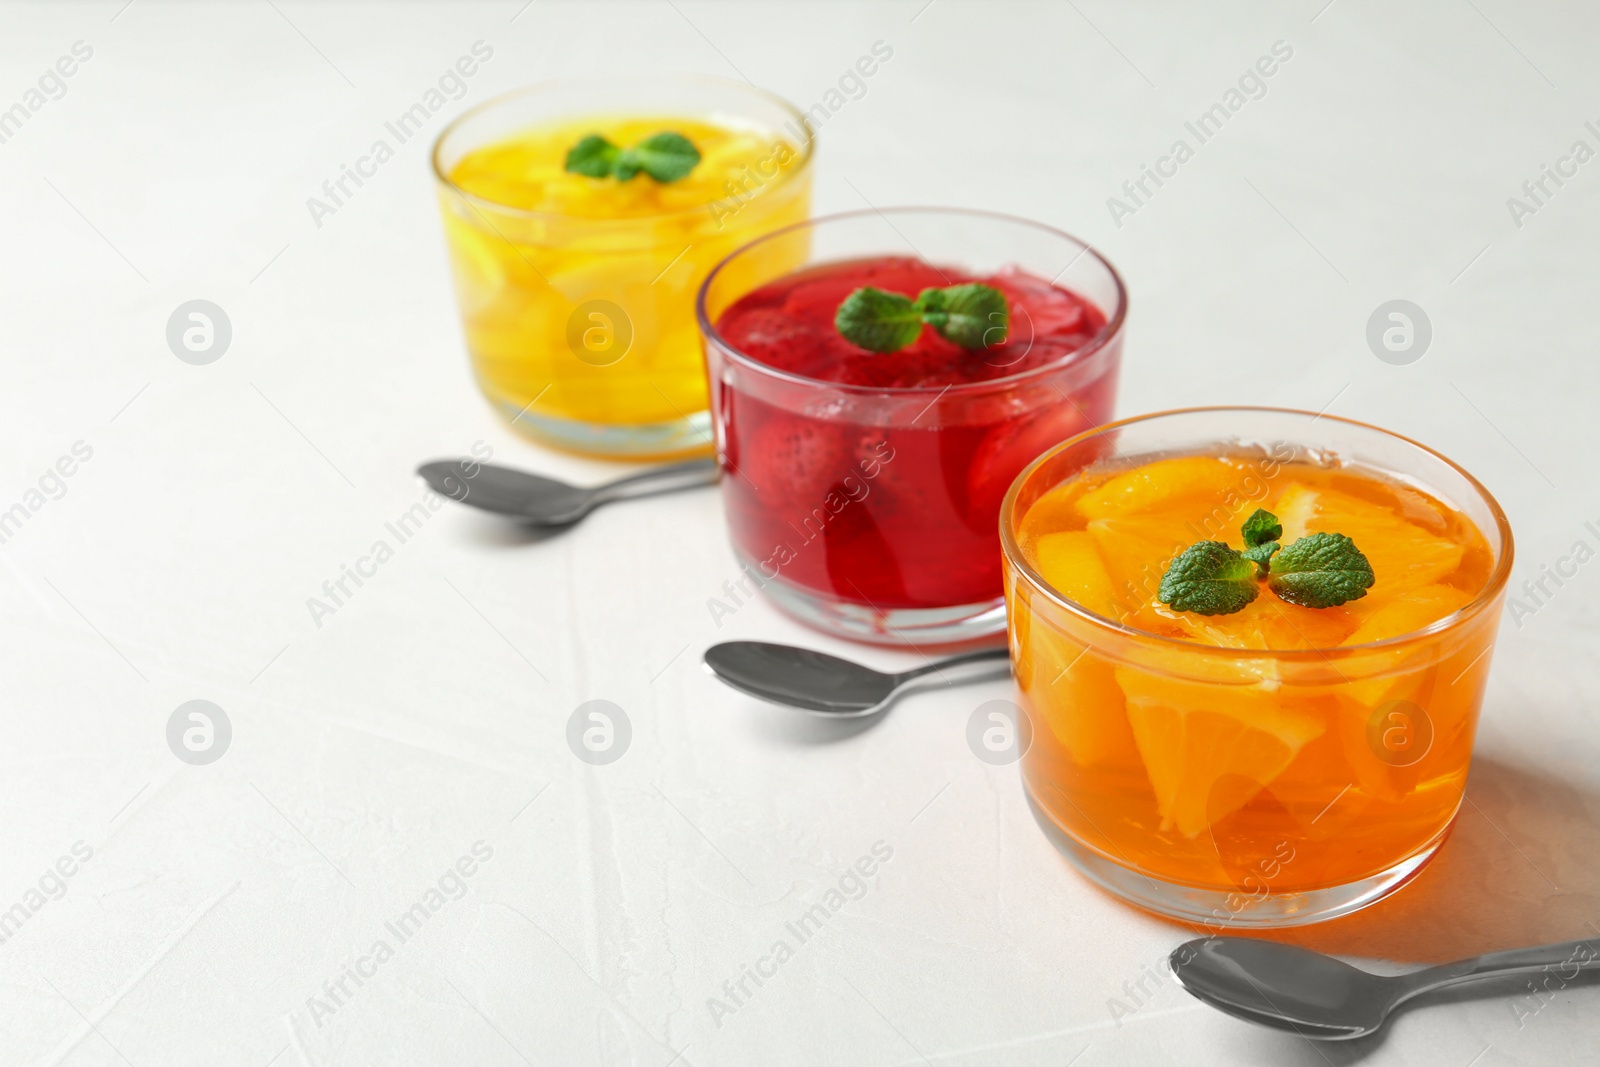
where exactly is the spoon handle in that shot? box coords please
[1407,937,1600,997]
[894,646,1012,686]
[591,458,719,503]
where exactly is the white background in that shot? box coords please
[1,2,1598,1065]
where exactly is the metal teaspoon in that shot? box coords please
[417,457,717,527]
[703,640,1012,716]
[1171,934,1600,1039]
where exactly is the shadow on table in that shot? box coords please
[455,512,577,546]
[1266,755,1600,964]
[1200,755,1600,1064]
[744,704,887,745]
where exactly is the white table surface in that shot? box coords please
[3,1,1598,1064]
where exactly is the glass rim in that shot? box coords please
[998,405,1516,658]
[695,206,1129,397]
[430,73,816,227]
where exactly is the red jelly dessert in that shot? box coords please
[706,254,1121,636]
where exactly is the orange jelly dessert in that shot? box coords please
[1002,410,1512,926]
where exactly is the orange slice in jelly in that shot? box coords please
[1033,531,1120,617]
[1332,676,1441,803]
[1020,482,1089,542]
[1115,670,1327,838]
[1075,456,1252,521]
[1319,585,1473,803]
[1335,582,1476,726]
[1086,517,1198,613]
[1035,650,1137,768]
[1024,533,1140,765]
[1342,583,1474,647]
[1130,596,1359,651]
[1275,483,1464,603]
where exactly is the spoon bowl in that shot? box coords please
[1172,938,1394,1039]
[419,460,589,523]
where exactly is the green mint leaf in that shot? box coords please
[612,150,643,182]
[1267,532,1375,608]
[1158,541,1260,616]
[631,131,701,182]
[1241,508,1282,548]
[911,287,945,314]
[1240,540,1280,577]
[835,288,924,353]
[835,283,1009,354]
[565,134,619,178]
[916,284,1007,349]
[564,131,700,183]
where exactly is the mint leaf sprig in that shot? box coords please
[565,131,701,183]
[1158,508,1375,616]
[835,284,1008,353]
[1158,541,1260,616]
[1268,532,1377,609]
[1239,507,1282,576]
